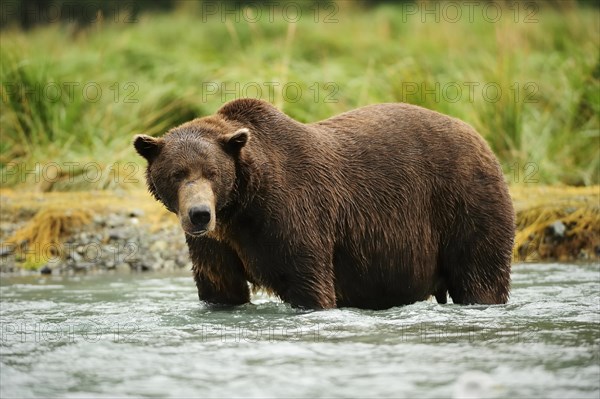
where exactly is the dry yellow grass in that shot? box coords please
[511,185,599,262]
[0,188,175,227]
[8,207,90,248]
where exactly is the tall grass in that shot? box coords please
[1,1,598,189]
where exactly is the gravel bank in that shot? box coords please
[0,190,190,275]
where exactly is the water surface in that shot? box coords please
[1,263,599,398]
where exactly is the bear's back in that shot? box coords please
[309,103,500,190]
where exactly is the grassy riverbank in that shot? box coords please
[510,185,599,261]
[1,1,599,187]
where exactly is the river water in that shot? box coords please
[1,263,598,398]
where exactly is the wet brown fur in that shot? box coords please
[134,98,515,310]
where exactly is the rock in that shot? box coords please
[150,240,168,253]
[40,265,52,275]
[129,208,145,218]
[73,262,94,272]
[108,228,128,241]
[106,214,125,228]
[0,245,14,257]
[115,262,130,273]
[177,253,190,267]
[578,251,588,259]
[547,221,566,238]
[69,251,83,263]
[163,260,175,270]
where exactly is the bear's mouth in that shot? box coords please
[186,229,208,237]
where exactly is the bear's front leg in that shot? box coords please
[193,269,249,306]
[187,235,250,306]
[277,255,337,310]
[285,283,336,310]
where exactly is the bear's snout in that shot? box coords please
[188,205,212,231]
[178,179,216,236]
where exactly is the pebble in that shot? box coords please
[548,220,566,238]
[40,265,52,275]
[129,208,145,218]
[0,245,14,257]
[108,228,128,240]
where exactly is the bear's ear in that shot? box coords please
[220,128,250,153]
[133,134,163,162]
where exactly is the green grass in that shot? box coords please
[1,1,598,189]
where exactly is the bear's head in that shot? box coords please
[133,124,249,236]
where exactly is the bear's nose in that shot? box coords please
[188,205,211,229]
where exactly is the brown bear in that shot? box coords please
[134,98,514,310]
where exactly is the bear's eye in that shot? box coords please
[171,170,188,182]
[204,169,218,179]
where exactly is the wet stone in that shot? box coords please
[547,221,566,238]
[39,265,52,275]
[129,208,145,218]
